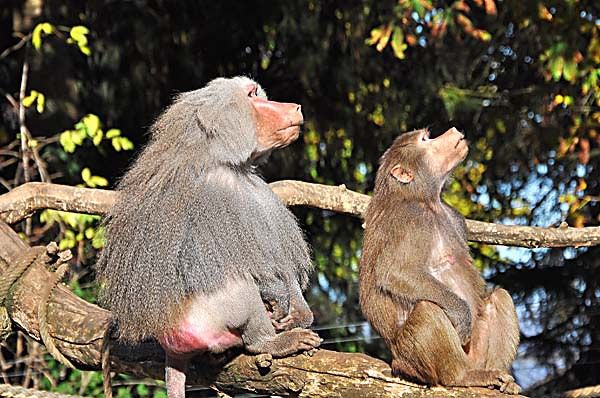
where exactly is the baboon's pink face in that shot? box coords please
[246,83,304,151]
[419,127,469,175]
[388,127,468,185]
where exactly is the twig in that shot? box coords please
[17,46,31,236]
[0,33,32,60]
[4,96,51,183]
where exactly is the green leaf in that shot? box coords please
[59,239,75,250]
[152,390,167,398]
[92,227,105,249]
[562,60,577,82]
[136,384,149,396]
[411,0,426,17]
[84,227,95,240]
[390,27,407,59]
[550,56,564,81]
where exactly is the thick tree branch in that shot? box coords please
[0,222,522,397]
[0,181,599,248]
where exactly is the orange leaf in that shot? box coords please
[538,4,552,20]
[578,138,590,164]
[456,13,474,32]
[455,0,471,12]
[484,0,497,15]
[572,214,585,228]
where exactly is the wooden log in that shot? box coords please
[0,221,524,397]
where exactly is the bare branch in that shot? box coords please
[0,181,598,248]
[0,182,115,223]
[18,51,30,187]
[0,33,32,60]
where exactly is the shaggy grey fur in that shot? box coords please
[96,76,312,342]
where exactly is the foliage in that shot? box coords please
[0,0,599,396]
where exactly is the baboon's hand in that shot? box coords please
[284,328,322,352]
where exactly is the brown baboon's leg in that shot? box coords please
[467,288,520,371]
[390,300,520,394]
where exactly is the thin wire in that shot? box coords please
[321,335,383,345]
[311,321,370,331]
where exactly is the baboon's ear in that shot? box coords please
[391,165,414,184]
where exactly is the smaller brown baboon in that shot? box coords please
[359,128,521,394]
[96,77,320,398]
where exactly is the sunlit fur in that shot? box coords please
[96,76,312,342]
[359,128,520,393]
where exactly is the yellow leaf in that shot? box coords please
[22,91,38,107]
[31,23,54,50]
[120,137,134,151]
[366,27,384,45]
[79,45,91,56]
[82,114,100,137]
[478,30,492,41]
[32,25,43,49]
[81,167,92,183]
[59,131,76,153]
[70,26,90,45]
[36,92,45,113]
[40,23,54,34]
[376,25,393,52]
[112,138,122,151]
[106,128,121,138]
[90,176,108,187]
[93,130,103,146]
